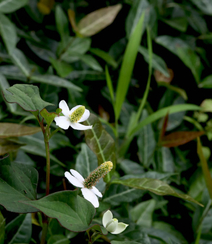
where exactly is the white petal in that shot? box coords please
[69,105,82,115]
[102,210,113,228]
[70,169,84,183]
[65,171,84,188]
[78,109,90,122]
[70,122,92,131]
[111,222,128,234]
[81,188,99,208]
[106,219,118,233]
[59,100,70,117]
[91,186,102,197]
[54,116,71,130]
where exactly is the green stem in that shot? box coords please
[40,220,48,244]
[44,138,50,196]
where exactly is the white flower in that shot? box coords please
[54,100,92,130]
[65,169,102,208]
[102,210,128,234]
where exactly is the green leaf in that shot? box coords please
[126,0,151,38]
[138,46,169,77]
[79,54,103,72]
[0,65,27,82]
[155,36,202,84]
[111,241,148,244]
[31,74,82,91]
[5,214,32,244]
[90,48,117,68]
[10,48,31,76]
[130,199,156,227]
[0,138,24,156]
[77,4,122,37]
[115,13,145,120]
[47,235,70,244]
[137,110,156,167]
[2,84,53,113]
[84,113,116,167]
[161,17,188,32]
[22,191,95,232]
[0,158,38,213]
[190,0,212,15]
[0,0,28,13]
[156,147,175,173]
[0,13,17,54]
[112,178,203,206]
[0,123,41,138]
[105,66,115,104]
[199,75,212,88]
[103,184,144,206]
[50,58,73,78]
[60,37,91,63]
[0,212,5,244]
[55,5,69,44]
[40,108,62,126]
[158,82,188,100]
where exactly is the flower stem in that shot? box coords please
[44,139,50,195]
[40,220,48,244]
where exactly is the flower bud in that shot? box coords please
[84,161,113,189]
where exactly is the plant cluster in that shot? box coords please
[1,0,212,244]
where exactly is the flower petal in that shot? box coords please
[59,100,70,117]
[54,116,71,130]
[65,171,84,188]
[102,210,113,228]
[78,109,90,122]
[106,219,118,233]
[70,122,92,131]
[70,169,84,183]
[91,186,102,197]
[69,105,82,115]
[81,188,99,208]
[111,222,128,234]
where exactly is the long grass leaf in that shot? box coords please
[105,65,114,104]
[114,13,145,120]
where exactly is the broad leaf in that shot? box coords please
[79,54,103,72]
[161,131,205,147]
[156,36,202,83]
[0,0,28,13]
[0,158,38,213]
[84,113,116,167]
[55,5,69,44]
[0,138,24,155]
[22,191,95,232]
[130,199,156,227]
[0,13,17,54]
[199,75,212,88]
[31,74,82,91]
[112,178,203,206]
[0,123,41,138]
[162,17,188,32]
[5,214,32,243]
[50,58,73,78]
[2,84,53,113]
[0,212,5,244]
[47,235,70,244]
[77,4,122,37]
[190,0,212,15]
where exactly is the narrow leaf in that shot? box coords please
[0,138,24,155]
[2,84,53,112]
[55,5,69,43]
[0,123,41,138]
[22,191,95,232]
[0,159,38,213]
[0,13,17,54]
[105,65,114,103]
[79,54,103,72]
[77,4,122,37]
[197,137,212,200]
[0,0,28,13]
[199,75,212,88]
[112,178,203,206]
[161,131,205,147]
[0,212,5,244]
[90,48,117,68]
[115,13,145,120]
[84,113,116,167]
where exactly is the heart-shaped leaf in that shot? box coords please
[22,191,95,232]
[112,178,203,206]
[2,84,53,113]
[0,157,38,213]
[0,123,41,138]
